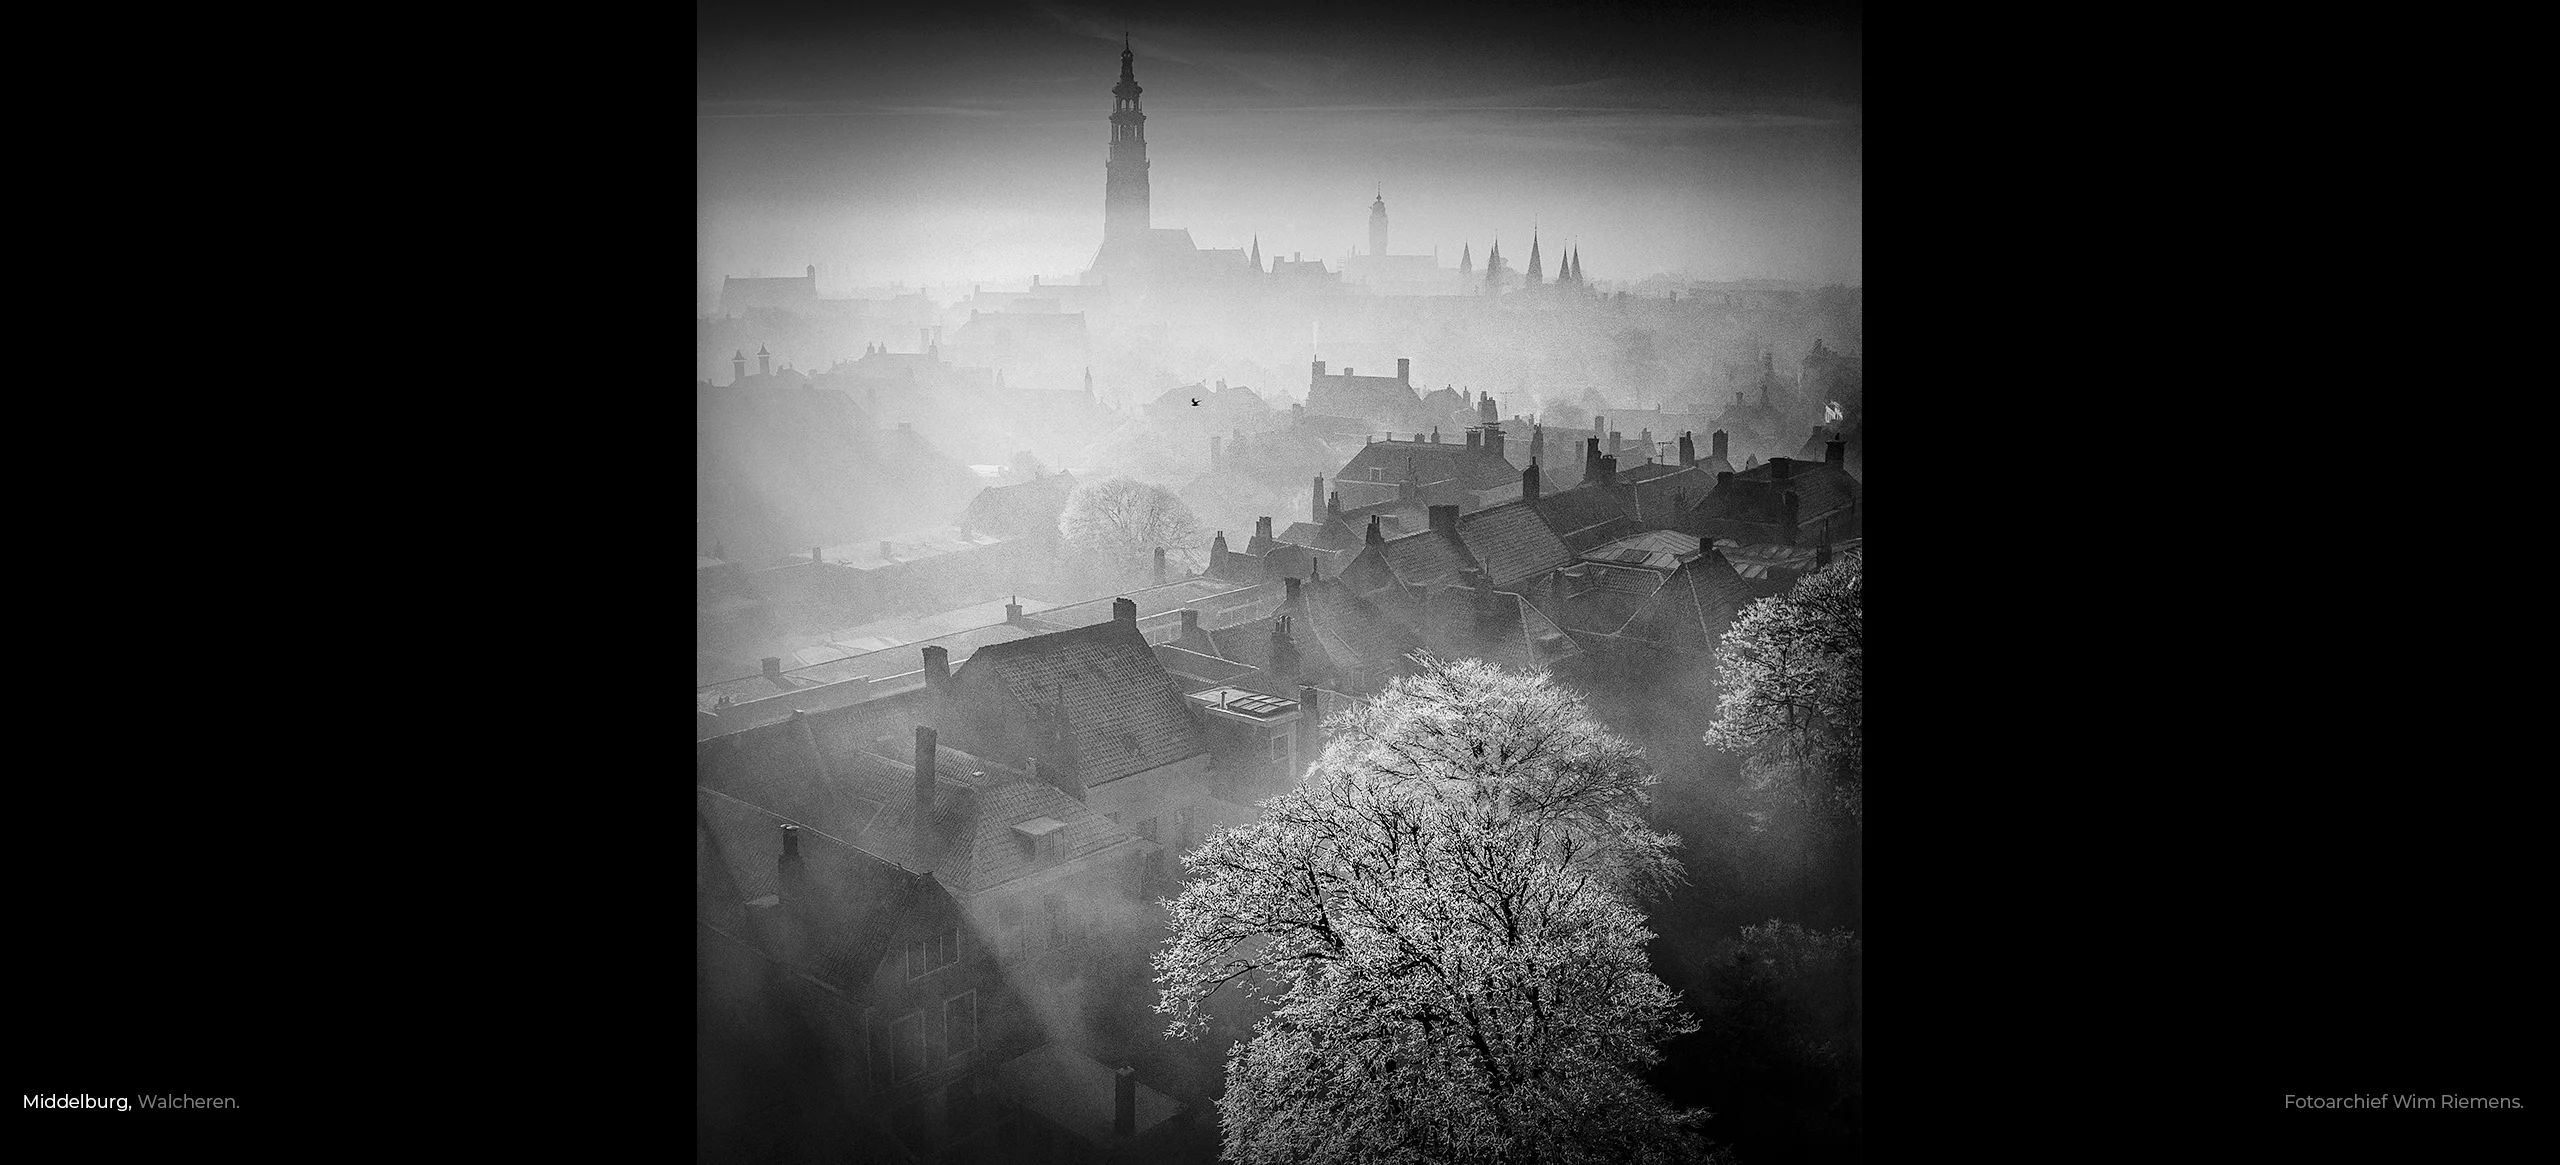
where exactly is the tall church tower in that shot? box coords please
[1104,36,1151,243]
[1368,191,1388,257]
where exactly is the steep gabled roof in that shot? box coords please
[1376,526,1478,590]
[955,620,1208,786]
[1452,502,1573,587]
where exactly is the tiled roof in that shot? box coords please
[695,793,928,989]
[961,471,1078,538]
[1375,527,1478,590]
[1533,486,1637,549]
[1711,460,1860,524]
[1337,542,1404,597]
[1453,502,1574,587]
[956,620,1209,787]
[833,749,1136,895]
[1336,439,1519,492]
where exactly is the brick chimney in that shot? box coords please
[730,350,745,383]
[1827,436,1846,467]
[1113,596,1137,624]
[921,645,949,687]
[1366,516,1384,546]
[1154,547,1168,586]
[1179,608,1199,638]
[1485,424,1505,461]
[1269,615,1301,680]
[1712,429,1729,460]
[1608,431,1623,457]
[1638,428,1653,459]
[1284,576,1302,607]
[1312,475,1326,521]
[1431,426,1441,444]
[1522,459,1541,507]
[1465,429,1481,451]
[1428,504,1459,537]
[1005,597,1024,624]
[1396,357,1410,383]
[1598,455,1617,487]
[913,727,938,808]
[762,657,785,683]
[1771,457,1792,482]
[758,345,772,376]
[1327,490,1342,519]
[1311,358,1326,379]
[1114,1066,1138,1136]
[1595,415,1606,436]
[1678,432,1696,466]
[1583,437,1601,481]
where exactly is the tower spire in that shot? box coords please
[1526,229,1543,286]
[1103,36,1151,243]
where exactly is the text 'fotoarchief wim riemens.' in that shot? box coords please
[23,1094,239,1110]
[2284,1095,2524,1109]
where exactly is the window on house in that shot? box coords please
[908,926,960,979]
[891,1012,925,1082]
[945,992,978,1055]
[1369,467,1384,481]
[1269,734,1291,764]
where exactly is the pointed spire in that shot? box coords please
[1250,234,1261,270]
[1459,240,1472,276]
[1526,231,1542,285]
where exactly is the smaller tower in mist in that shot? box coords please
[1369,191,1388,258]
[1526,230,1543,288]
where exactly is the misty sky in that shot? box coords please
[699,1,1860,292]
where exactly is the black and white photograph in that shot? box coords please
[695,3,1862,1162]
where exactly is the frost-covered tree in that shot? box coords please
[1156,656,1715,1165]
[1058,477,1202,568]
[1704,560,1862,819]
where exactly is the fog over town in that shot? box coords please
[698,4,1862,1162]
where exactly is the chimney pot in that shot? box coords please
[1114,1065,1138,1136]
[1179,608,1199,636]
[1396,357,1410,383]
[1112,596,1137,624]
[762,657,784,682]
[922,645,950,686]
[1598,455,1617,487]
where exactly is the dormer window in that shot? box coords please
[1013,817,1066,865]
